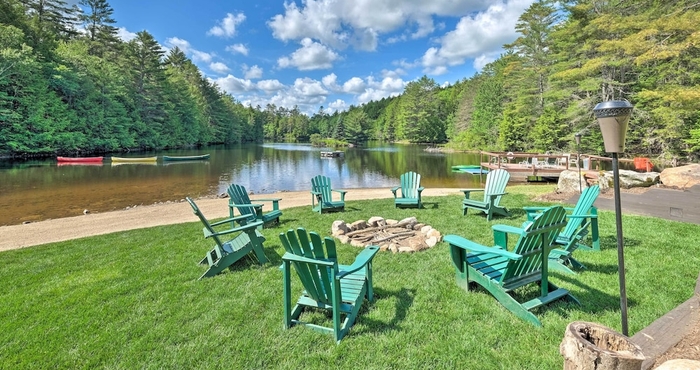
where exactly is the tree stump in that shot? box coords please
[560,321,645,370]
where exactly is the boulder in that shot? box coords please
[350,239,365,247]
[399,217,418,229]
[655,359,700,369]
[557,170,586,194]
[660,164,700,189]
[598,169,659,190]
[367,216,384,227]
[427,229,441,241]
[331,220,349,235]
[336,235,350,245]
[349,220,367,230]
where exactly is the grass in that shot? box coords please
[1,185,699,369]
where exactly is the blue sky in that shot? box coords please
[100,0,535,115]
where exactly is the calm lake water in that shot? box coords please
[0,143,493,226]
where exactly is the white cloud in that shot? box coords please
[381,68,406,79]
[322,73,341,91]
[277,38,340,70]
[257,79,285,93]
[327,99,347,112]
[226,43,249,55]
[356,76,406,104]
[164,37,214,63]
[267,0,500,51]
[292,77,328,97]
[212,74,256,93]
[420,0,533,74]
[208,13,246,38]
[243,65,263,79]
[116,27,137,42]
[209,62,230,74]
[191,50,213,63]
[342,77,366,94]
[165,37,191,52]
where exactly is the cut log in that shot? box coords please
[560,321,645,370]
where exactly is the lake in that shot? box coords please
[0,143,491,226]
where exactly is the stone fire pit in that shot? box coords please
[331,216,442,253]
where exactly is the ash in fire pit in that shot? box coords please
[331,216,442,253]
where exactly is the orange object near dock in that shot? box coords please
[634,157,653,172]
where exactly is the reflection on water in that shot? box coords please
[0,143,487,225]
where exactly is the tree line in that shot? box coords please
[308,0,700,162]
[2,0,700,163]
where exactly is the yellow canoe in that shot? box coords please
[110,156,158,163]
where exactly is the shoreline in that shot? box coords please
[0,188,462,252]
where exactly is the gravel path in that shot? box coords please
[0,188,462,252]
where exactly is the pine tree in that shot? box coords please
[78,0,118,56]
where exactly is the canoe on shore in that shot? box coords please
[451,164,481,170]
[162,154,210,161]
[453,167,489,175]
[57,156,104,163]
[111,156,158,163]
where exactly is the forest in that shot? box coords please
[2,0,700,163]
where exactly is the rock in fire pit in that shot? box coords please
[331,216,442,253]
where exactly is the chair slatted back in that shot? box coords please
[482,169,510,206]
[501,206,567,287]
[279,228,338,305]
[400,171,421,199]
[311,175,334,204]
[562,185,600,239]
[186,197,225,248]
[227,184,256,220]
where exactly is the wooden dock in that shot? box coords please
[320,151,343,158]
[479,151,633,181]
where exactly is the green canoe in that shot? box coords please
[162,154,210,161]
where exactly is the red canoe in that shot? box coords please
[56,156,104,163]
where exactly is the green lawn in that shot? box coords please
[1,185,698,369]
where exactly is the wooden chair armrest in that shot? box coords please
[491,224,524,235]
[204,220,263,237]
[549,249,569,257]
[417,187,425,193]
[332,189,347,194]
[210,214,255,227]
[391,186,400,196]
[250,198,281,211]
[461,188,484,194]
[229,202,264,209]
[337,246,379,278]
[444,235,521,260]
[567,214,598,219]
[282,252,335,267]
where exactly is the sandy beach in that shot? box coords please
[0,187,462,252]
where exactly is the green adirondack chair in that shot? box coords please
[461,168,511,221]
[279,228,379,343]
[523,185,601,274]
[186,197,268,280]
[391,171,424,208]
[311,175,347,213]
[227,183,282,229]
[444,205,579,326]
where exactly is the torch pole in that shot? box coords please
[612,152,629,336]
